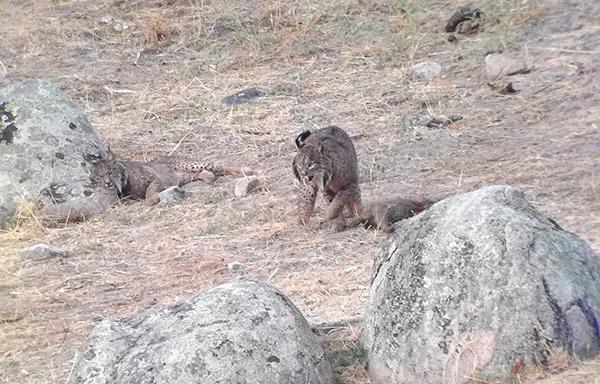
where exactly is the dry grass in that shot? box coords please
[1,0,600,383]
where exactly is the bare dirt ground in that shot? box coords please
[1,0,599,383]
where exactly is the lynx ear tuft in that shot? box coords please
[106,146,116,161]
[111,165,128,195]
[295,130,312,149]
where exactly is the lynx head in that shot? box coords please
[292,140,327,186]
[91,149,128,195]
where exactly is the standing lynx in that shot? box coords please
[292,126,363,232]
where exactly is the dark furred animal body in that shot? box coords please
[358,197,436,233]
[92,150,248,205]
[292,126,363,232]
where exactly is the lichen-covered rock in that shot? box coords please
[0,79,107,227]
[362,185,600,384]
[70,281,335,384]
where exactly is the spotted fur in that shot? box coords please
[92,150,250,206]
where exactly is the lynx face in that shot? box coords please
[293,148,324,186]
[91,152,128,194]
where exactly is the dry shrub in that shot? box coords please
[139,11,179,47]
[544,348,575,374]
[2,201,44,238]
[525,347,576,381]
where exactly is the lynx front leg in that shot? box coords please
[196,170,216,184]
[323,188,335,203]
[329,215,347,232]
[324,189,351,232]
[144,178,162,206]
[298,183,318,226]
[345,184,364,218]
[180,170,216,185]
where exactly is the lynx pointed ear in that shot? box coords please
[111,165,128,195]
[295,130,312,149]
[106,146,116,160]
[292,157,301,181]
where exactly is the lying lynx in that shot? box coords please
[292,126,363,232]
[92,150,250,205]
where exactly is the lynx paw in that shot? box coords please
[330,219,346,233]
[145,196,160,206]
[240,167,254,176]
[299,216,311,226]
[325,216,346,232]
[199,170,216,184]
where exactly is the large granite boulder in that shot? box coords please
[70,281,334,384]
[362,185,600,383]
[0,79,109,227]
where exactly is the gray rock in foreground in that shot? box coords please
[362,185,600,384]
[0,79,106,227]
[70,281,334,384]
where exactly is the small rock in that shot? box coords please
[488,81,519,95]
[21,243,71,261]
[183,181,211,194]
[499,82,518,95]
[411,62,442,81]
[113,22,130,32]
[228,262,245,273]
[158,186,187,204]
[234,176,259,198]
[222,87,265,106]
[98,16,113,25]
[447,33,457,43]
[485,54,530,78]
